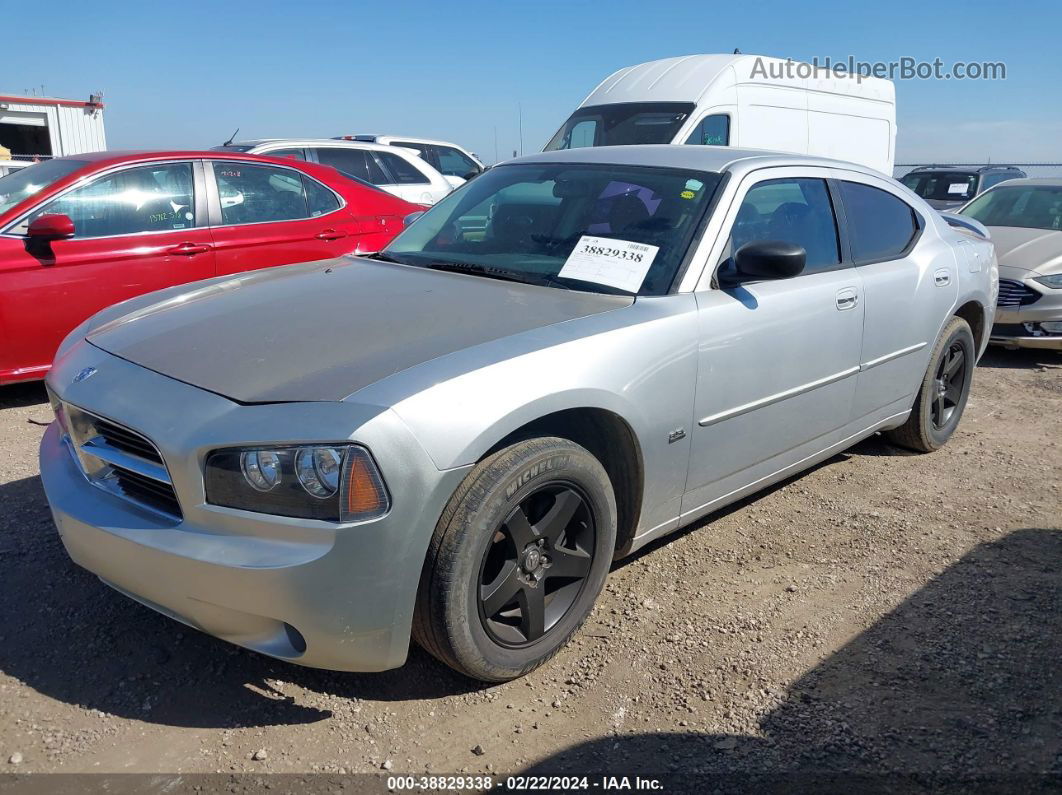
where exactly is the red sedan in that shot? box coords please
[0,150,423,385]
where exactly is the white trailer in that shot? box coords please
[545,54,896,174]
[0,93,106,161]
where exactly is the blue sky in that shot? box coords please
[3,0,1059,165]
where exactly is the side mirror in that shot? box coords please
[27,214,75,240]
[403,211,425,228]
[734,240,805,280]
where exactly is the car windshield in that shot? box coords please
[900,171,978,202]
[381,162,721,295]
[544,103,696,151]
[0,159,87,216]
[960,185,1062,231]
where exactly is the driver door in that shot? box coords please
[681,168,864,521]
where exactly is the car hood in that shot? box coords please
[87,257,632,403]
[987,226,1062,276]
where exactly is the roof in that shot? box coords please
[235,138,397,152]
[909,165,1025,175]
[982,177,1062,187]
[506,143,881,177]
[0,93,104,109]
[580,54,893,108]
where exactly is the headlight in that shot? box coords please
[1033,274,1062,289]
[205,444,389,522]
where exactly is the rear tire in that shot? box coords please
[413,437,616,682]
[886,316,975,453]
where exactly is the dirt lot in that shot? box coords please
[0,348,1059,789]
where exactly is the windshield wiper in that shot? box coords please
[420,261,571,290]
[367,252,407,264]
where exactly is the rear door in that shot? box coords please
[682,169,864,519]
[0,160,214,381]
[373,149,446,205]
[205,160,358,275]
[834,176,955,421]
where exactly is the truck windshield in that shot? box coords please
[544,103,696,151]
[901,171,978,202]
[0,159,88,216]
[381,161,721,296]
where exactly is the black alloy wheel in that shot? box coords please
[931,342,967,430]
[477,483,596,647]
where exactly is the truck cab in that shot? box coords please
[544,54,896,174]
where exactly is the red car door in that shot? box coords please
[207,160,366,275]
[0,160,215,384]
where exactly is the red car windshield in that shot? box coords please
[0,159,88,217]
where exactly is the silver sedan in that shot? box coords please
[959,177,1062,351]
[40,145,996,681]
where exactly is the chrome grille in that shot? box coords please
[62,404,182,520]
[996,279,1041,308]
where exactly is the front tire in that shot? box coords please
[886,316,975,452]
[413,437,617,682]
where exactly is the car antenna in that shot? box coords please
[733,48,741,54]
[222,127,240,147]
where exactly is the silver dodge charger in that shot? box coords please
[40,145,997,681]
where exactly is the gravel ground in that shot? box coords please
[0,348,1059,790]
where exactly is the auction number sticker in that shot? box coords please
[558,236,659,293]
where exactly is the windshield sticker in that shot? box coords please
[948,183,970,195]
[685,179,703,191]
[559,235,659,293]
[680,190,696,199]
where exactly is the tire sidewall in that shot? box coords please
[922,320,975,448]
[442,441,616,680]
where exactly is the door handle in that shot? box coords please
[835,288,859,310]
[315,229,347,241]
[168,242,212,256]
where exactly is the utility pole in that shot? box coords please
[518,103,524,156]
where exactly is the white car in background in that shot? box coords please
[212,138,453,205]
[344,135,484,188]
[0,160,31,179]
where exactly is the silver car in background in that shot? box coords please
[959,178,1062,350]
[40,145,996,682]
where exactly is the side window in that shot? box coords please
[435,146,479,178]
[312,148,388,185]
[567,119,597,149]
[267,148,306,161]
[303,176,340,217]
[26,162,195,238]
[376,151,430,185]
[838,181,919,262]
[684,114,730,146]
[213,163,308,225]
[720,177,840,275]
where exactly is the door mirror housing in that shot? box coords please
[403,211,425,228]
[734,240,805,280]
[27,214,76,240]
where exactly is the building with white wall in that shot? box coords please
[0,93,106,160]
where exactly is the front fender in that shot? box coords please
[353,295,702,537]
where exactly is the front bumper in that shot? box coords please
[40,342,469,672]
[992,269,1062,351]
[989,323,1062,350]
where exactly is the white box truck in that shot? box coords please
[544,54,896,174]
